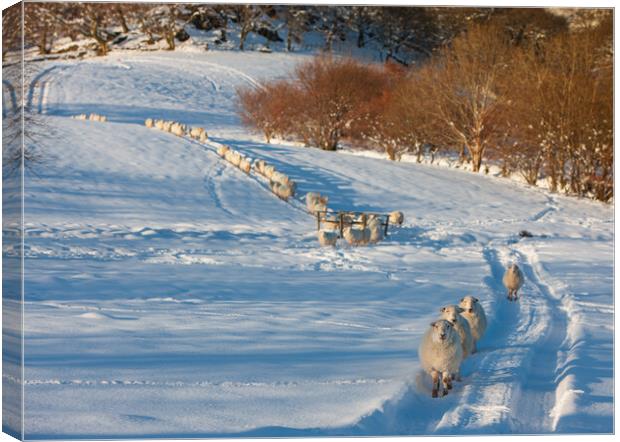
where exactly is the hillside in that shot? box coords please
[4,48,614,437]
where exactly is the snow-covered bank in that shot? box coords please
[12,50,613,437]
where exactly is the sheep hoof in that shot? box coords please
[447,383,452,390]
[432,390,438,398]
[442,389,448,397]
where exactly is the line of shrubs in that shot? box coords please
[238,19,612,202]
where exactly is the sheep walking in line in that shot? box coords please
[503,264,524,301]
[389,211,404,226]
[239,157,252,174]
[439,305,474,363]
[217,145,230,158]
[87,113,107,122]
[317,229,338,247]
[270,180,294,201]
[154,119,165,130]
[170,122,185,137]
[306,192,328,215]
[419,319,463,398]
[458,296,487,353]
[162,121,173,132]
[199,131,208,143]
[145,118,154,128]
[72,114,88,120]
[189,127,204,139]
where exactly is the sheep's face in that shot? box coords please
[440,305,464,325]
[459,296,479,314]
[430,320,454,343]
[509,264,520,273]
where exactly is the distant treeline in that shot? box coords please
[2,4,591,61]
[238,15,613,202]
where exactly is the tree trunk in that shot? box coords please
[287,31,293,52]
[470,143,483,173]
[165,32,175,50]
[116,6,129,33]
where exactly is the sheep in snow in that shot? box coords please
[155,119,165,130]
[190,127,204,139]
[199,131,208,143]
[145,118,154,128]
[458,296,487,353]
[162,121,173,132]
[367,217,384,244]
[306,192,328,215]
[263,164,276,180]
[72,114,87,120]
[239,157,252,174]
[342,226,368,246]
[439,305,474,361]
[270,181,294,201]
[254,159,266,175]
[389,210,404,226]
[271,170,291,186]
[317,229,338,247]
[217,145,230,158]
[419,319,463,398]
[503,263,524,301]
[170,123,185,137]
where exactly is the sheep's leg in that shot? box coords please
[431,370,440,398]
[514,289,519,301]
[441,372,451,396]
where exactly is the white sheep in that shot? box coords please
[145,118,154,128]
[217,145,230,158]
[254,159,266,175]
[503,263,524,301]
[264,165,275,180]
[389,211,404,226]
[73,114,87,120]
[239,157,252,174]
[199,131,208,143]
[189,127,204,139]
[367,217,384,244]
[317,229,338,247]
[270,181,294,200]
[342,226,368,246]
[439,305,474,362]
[418,319,463,398]
[155,119,165,130]
[306,192,328,215]
[100,115,107,122]
[271,170,290,186]
[162,121,173,132]
[170,123,185,137]
[458,296,487,353]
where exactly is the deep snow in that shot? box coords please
[3,49,613,438]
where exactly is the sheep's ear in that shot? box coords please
[430,321,437,327]
[473,297,479,303]
[440,307,446,313]
[460,297,464,303]
[458,307,465,313]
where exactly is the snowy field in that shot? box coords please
[4,50,613,437]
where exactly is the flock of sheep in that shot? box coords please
[71,113,107,122]
[145,118,209,142]
[419,264,524,398]
[306,192,404,247]
[73,113,530,400]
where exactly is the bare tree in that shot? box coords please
[422,23,513,172]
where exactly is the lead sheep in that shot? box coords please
[317,229,338,247]
[389,211,404,226]
[419,319,463,398]
[458,296,487,353]
[439,305,474,362]
[190,127,204,139]
[503,264,524,301]
[145,118,154,128]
